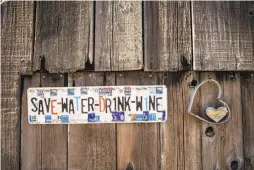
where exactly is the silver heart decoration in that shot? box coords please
[188,79,231,124]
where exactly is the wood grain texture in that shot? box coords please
[21,73,66,170]
[160,72,201,170]
[95,1,142,71]
[21,74,41,170]
[33,1,93,73]
[199,73,243,170]
[40,73,67,169]
[144,1,192,71]
[116,72,160,170]
[68,72,116,170]
[241,72,254,170]
[192,2,254,71]
[1,2,34,169]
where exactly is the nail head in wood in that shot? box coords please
[230,73,235,80]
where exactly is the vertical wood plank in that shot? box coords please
[241,72,254,170]
[192,2,254,71]
[95,1,142,71]
[21,73,66,170]
[40,73,67,169]
[116,72,160,170]
[21,74,41,170]
[33,2,93,73]
[160,72,201,170]
[1,2,34,169]
[68,72,116,170]
[144,1,192,71]
[94,2,112,71]
[200,73,243,169]
[183,72,202,170]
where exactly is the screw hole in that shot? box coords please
[189,79,197,87]
[205,126,215,137]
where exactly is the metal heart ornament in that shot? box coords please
[188,79,231,124]
[206,107,228,123]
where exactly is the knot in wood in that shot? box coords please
[205,126,215,137]
[181,56,191,70]
[245,157,251,165]
[248,6,254,17]
[126,162,134,170]
[189,79,197,88]
[230,160,239,170]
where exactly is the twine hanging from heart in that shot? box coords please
[188,79,231,124]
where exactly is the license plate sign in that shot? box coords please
[27,85,167,124]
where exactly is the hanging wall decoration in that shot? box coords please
[188,79,231,124]
[27,85,167,124]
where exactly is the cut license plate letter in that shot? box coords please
[27,85,167,124]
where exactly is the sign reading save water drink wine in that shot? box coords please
[27,85,167,124]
